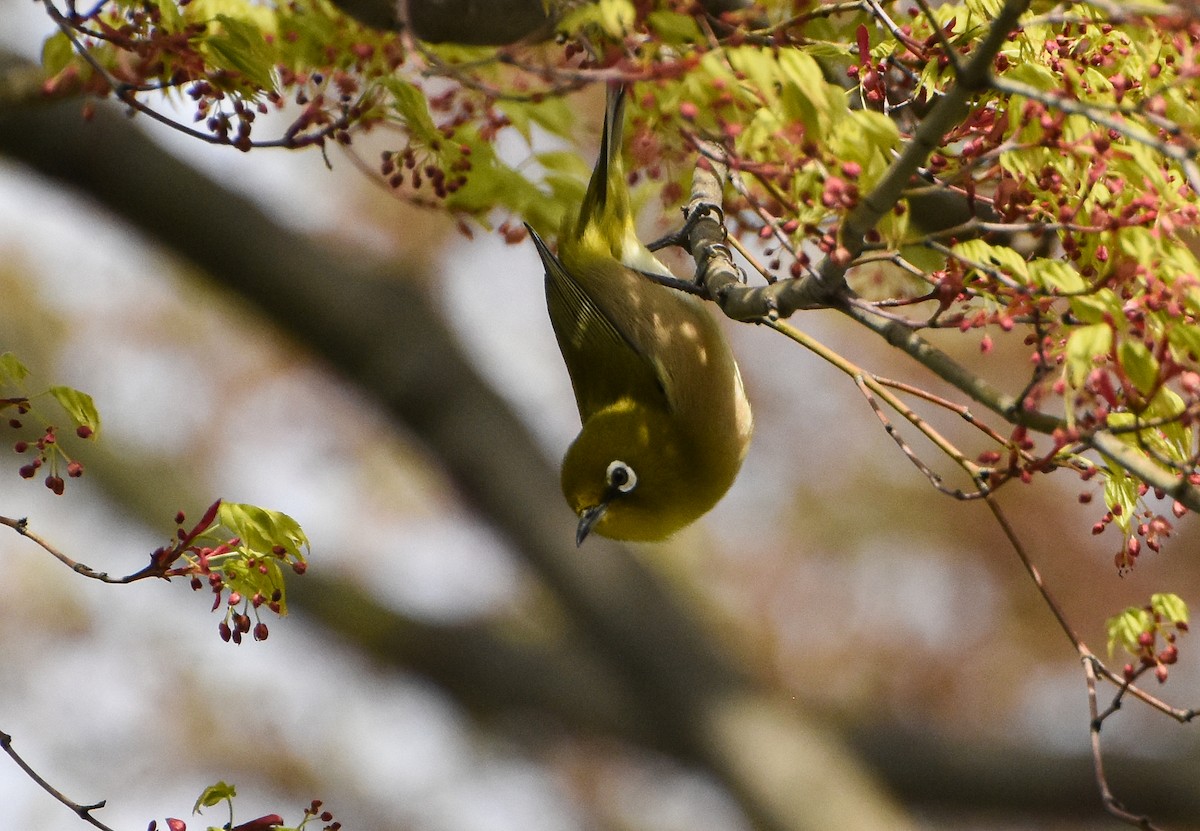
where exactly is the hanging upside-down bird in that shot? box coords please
[527,84,753,544]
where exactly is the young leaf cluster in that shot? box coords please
[1,352,98,494]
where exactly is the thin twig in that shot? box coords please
[0,515,159,583]
[853,375,987,498]
[0,730,116,831]
[986,496,1195,828]
[1082,659,1166,830]
[40,0,354,150]
[767,319,990,496]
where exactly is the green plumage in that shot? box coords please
[529,84,753,542]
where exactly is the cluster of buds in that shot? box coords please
[4,400,92,495]
[212,587,277,645]
[1109,594,1189,685]
[380,141,472,200]
[152,799,338,831]
[187,80,273,152]
[1123,612,1188,684]
[151,501,307,644]
[1088,476,1181,570]
[847,24,892,106]
[302,799,342,831]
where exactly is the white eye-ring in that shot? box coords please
[605,460,638,494]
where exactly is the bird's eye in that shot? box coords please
[605,460,638,494]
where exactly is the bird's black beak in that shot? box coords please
[576,502,609,547]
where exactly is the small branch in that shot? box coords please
[853,375,988,499]
[1089,659,1198,724]
[39,0,355,151]
[873,375,1034,457]
[1082,660,1167,830]
[767,319,990,497]
[0,729,116,831]
[0,61,49,108]
[986,496,1197,827]
[0,515,160,583]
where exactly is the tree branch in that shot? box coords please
[0,515,165,583]
[0,730,115,831]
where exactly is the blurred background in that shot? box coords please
[3,3,1200,829]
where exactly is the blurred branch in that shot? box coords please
[64,442,1200,826]
[331,0,749,42]
[11,377,1200,825]
[287,572,653,741]
[326,0,553,40]
[0,89,914,831]
[0,59,47,109]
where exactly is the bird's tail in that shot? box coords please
[578,81,627,230]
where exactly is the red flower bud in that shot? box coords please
[230,814,283,831]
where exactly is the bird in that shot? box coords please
[527,83,753,544]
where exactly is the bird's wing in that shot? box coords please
[530,226,669,419]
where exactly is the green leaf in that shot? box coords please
[523,97,575,139]
[778,50,843,135]
[601,0,635,35]
[219,502,309,562]
[646,10,702,43]
[1069,289,1120,324]
[1167,323,1200,362]
[41,32,75,77]
[1152,593,1189,625]
[1115,226,1156,264]
[1003,61,1058,91]
[500,98,574,144]
[843,109,900,160]
[206,14,276,90]
[0,352,30,386]
[1106,606,1151,656]
[145,0,184,30]
[193,781,237,813]
[1118,339,1158,396]
[1102,462,1138,534]
[952,239,1028,283]
[1145,387,1190,459]
[534,151,589,176]
[1065,323,1111,387]
[1029,259,1086,294]
[384,78,439,143]
[48,386,101,434]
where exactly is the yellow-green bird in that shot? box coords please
[527,84,753,544]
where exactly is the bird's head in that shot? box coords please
[560,400,717,544]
